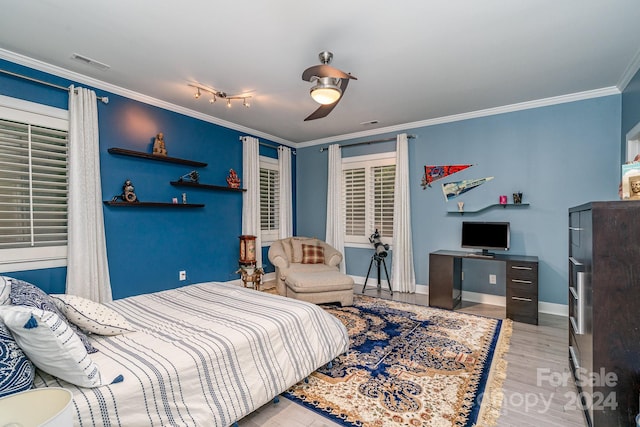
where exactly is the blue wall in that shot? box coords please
[622,68,640,160]
[297,95,622,305]
[0,58,291,299]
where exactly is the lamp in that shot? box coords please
[310,77,342,105]
[0,388,73,427]
[239,235,257,268]
[189,83,251,108]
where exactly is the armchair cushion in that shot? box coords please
[301,244,325,264]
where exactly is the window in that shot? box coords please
[0,96,69,272]
[343,153,395,246]
[259,156,279,243]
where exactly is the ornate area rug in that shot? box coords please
[284,295,511,427]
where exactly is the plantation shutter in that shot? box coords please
[344,167,366,237]
[372,164,395,238]
[0,118,68,249]
[259,166,279,236]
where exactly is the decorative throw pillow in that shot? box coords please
[0,322,34,398]
[291,237,319,263]
[0,306,122,388]
[9,278,98,354]
[50,294,135,336]
[0,276,10,305]
[301,243,325,264]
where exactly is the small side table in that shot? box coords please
[237,266,264,291]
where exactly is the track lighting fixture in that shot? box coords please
[188,83,251,109]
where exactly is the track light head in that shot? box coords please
[194,88,201,99]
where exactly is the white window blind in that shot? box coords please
[259,157,279,242]
[0,118,68,250]
[343,154,395,245]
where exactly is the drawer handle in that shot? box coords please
[569,227,583,231]
[511,266,532,271]
[511,296,532,302]
[511,279,532,284]
[569,257,583,266]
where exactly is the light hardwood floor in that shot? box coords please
[238,286,586,427]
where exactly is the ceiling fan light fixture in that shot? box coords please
[310,77,342,105]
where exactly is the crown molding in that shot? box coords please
[617,47,640,92]
[297,86,621,148]
[0,48,292,146]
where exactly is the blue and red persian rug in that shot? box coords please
[284,295,511,427]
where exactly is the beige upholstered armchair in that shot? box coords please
[268,237,354,306]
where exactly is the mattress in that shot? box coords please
[33,282,350,426]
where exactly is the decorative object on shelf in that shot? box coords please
[226,169,241,189]
[238,235,257,267]
[499,195,507,205]
[236,266,264,291]
[188,83,251,108]
[152,132,167,156]
[178,170,199,183]
[621,160,640,199]
[422,164,473,189]
[457,201,464,212]
[513,192,523,204]
[442,177,494,201]
[172,197,178,204]
[111,179,138,203]
[181,193,187,204]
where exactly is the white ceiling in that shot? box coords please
[1,0,640,145]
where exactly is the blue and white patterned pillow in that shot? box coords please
[9,278,98,354]
[0,322,34,398]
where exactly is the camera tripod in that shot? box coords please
[361,252,393,295]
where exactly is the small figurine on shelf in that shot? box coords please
[178,170,199,183]
[153,132,167,156]
[226,169,241,189]
[111,179,138,203]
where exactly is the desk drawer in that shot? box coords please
[507,262,538,281]
[506,293,538,324]
[507,281,537,299]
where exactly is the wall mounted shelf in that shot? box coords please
[108,148,207,167]
[169,181,246,192]
[104,201,204,208]
[447,203,530,215]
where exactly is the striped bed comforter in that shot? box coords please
[33,282,350,426]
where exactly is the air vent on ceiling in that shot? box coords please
[360,120,379,125]
[71,53,110,71]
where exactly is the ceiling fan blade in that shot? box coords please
[302,64,357,81]
[304,79,351,121]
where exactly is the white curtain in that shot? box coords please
[325,144,346,273]
[278,146,293,239]
[391,133,416,293]
[242,136,262,267]
[66,86,112,303]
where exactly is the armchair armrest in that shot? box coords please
[322,243,343,267]
[268,241,290,270]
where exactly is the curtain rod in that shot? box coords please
[239,136,297,155]
[0,69,109,103]
[319,134,416,152]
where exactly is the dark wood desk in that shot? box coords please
[428,250,539,324]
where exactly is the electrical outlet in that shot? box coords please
[179,270,187,281]
[489,274,497,285]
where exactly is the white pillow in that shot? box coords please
[0,276,10,305]
[0,305,122,388]
[50,294,135,336]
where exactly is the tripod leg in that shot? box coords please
[376,258,382,291]
[361,256,375,293]
[381,258,393,295]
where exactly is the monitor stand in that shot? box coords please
[467,249,495,258]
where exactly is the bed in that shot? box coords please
[29,281,350,426]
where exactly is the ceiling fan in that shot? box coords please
[302,51,357,121]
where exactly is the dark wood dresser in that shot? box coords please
[568,201,640,426]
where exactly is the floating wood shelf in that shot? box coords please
[103,201,204,208]
[169,181,246,192]
[108,148,207,167]
[447,203,530,215]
